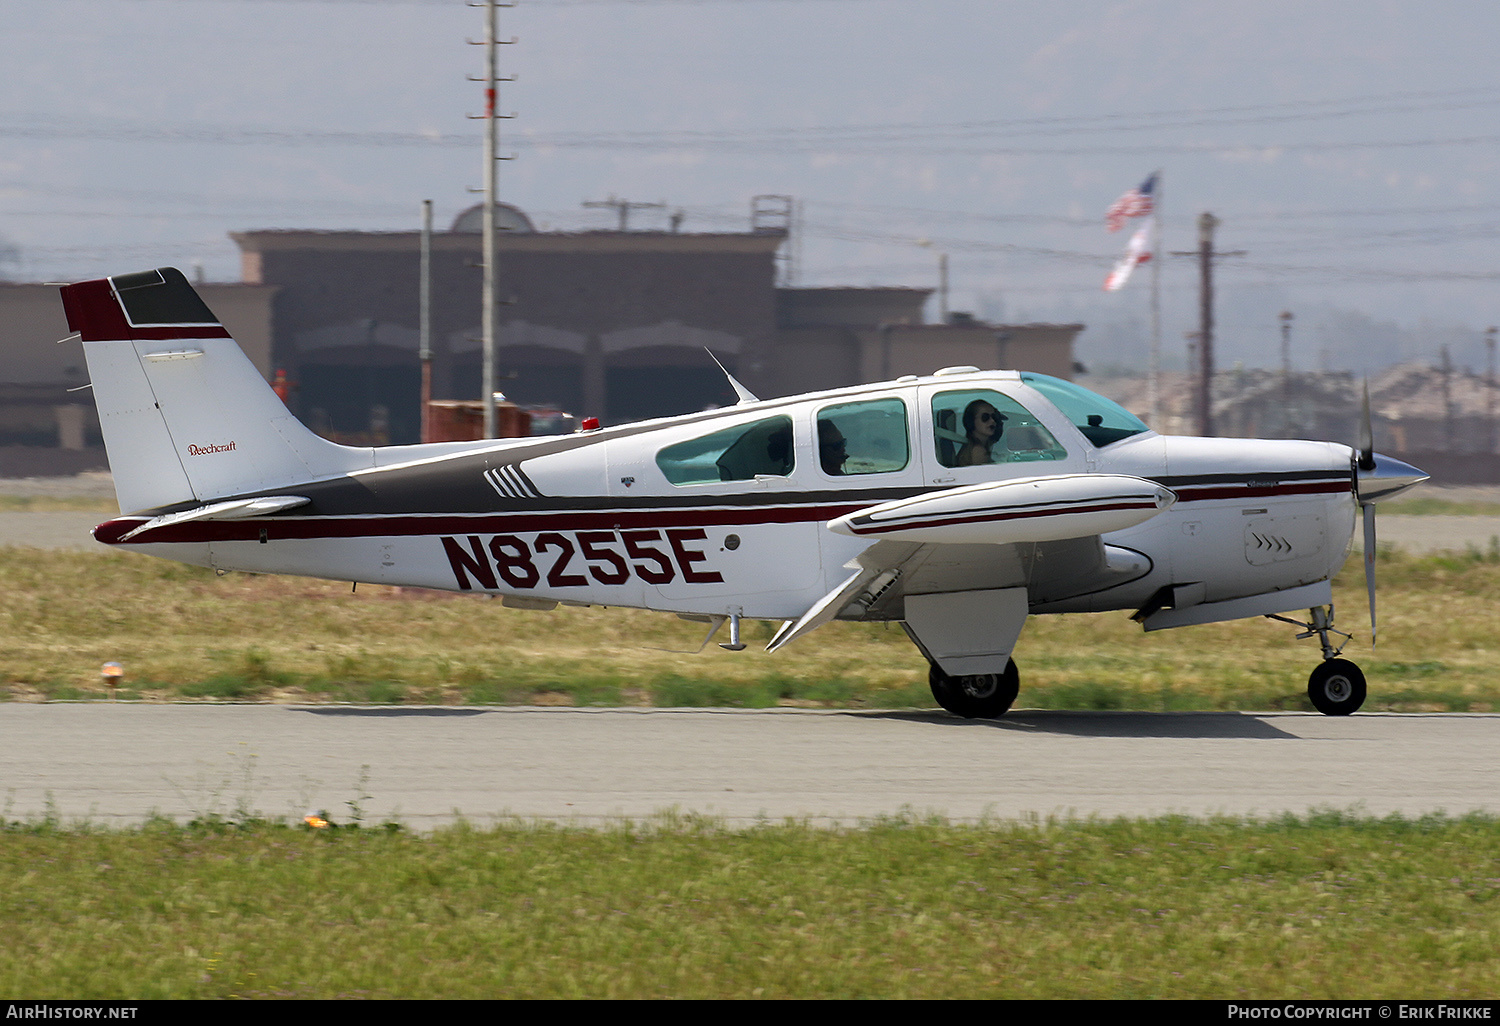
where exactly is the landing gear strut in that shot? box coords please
[1267,604,1367,716]
[929,659,1020,719]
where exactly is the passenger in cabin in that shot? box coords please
[818,419,848,475]
[955,399,1005,466]
[764,423,793,475]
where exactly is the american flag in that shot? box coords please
[1105,173,1157,232]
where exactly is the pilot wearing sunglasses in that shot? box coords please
[956,400,1006,467]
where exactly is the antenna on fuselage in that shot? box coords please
[705,348,759,405]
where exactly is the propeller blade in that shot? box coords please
[1356,378,1374,471]
[1358,380,1376,472]
[1363,501,1378,646]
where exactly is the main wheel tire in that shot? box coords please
[929,660,1020,719]
[1307,658,1367,716]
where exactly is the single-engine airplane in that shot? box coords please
[61,268,1428,717]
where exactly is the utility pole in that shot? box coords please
[1171,212,1244,436]
[1486,326,1496,456]
[938,252,949,324]
[470,2,515,439]
[1279,310,1294,380]
[914,238,950,324]
[1184,330,1201,436]
[419,199,432,443]
[1148,170,1163,430]
[1440,344,1455,452]
[1196,213,1218,437]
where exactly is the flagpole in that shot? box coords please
[1149,169,1162,430]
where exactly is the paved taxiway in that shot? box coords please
[2,704,1497,828]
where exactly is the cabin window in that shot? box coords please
[655,415,795,485]
[817,398,910,477]
[931,389,1067,468]
[1021,373,1149,447]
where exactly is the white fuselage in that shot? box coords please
[99,371,1357,625]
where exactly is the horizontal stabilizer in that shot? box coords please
[113,495,309,542]
[828,473,1174,546]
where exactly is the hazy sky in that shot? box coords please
[6,0,1500,374]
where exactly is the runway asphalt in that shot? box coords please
[3,704,1498,829]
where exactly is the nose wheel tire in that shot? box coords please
[1307,659,1366,716]
[930,660,1020,719]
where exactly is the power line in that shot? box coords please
[10,84,1500,154]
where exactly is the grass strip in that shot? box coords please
[1,545,1498,711]
[2,811,1499,999]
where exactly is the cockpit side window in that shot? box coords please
[1020,373,1149,447]
[816,398,910,477]
[655,415,794,485]
[931,389,1066,468]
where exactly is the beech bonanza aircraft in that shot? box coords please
[61,268,1427,717]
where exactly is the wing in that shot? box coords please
[769,474,1176,676]
[827,473,1173,546]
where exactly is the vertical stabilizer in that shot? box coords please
[60,268,371,513]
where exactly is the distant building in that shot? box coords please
[0,200,1083,461]
[232,202,1082,443]
[233,206,785,440]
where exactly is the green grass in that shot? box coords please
[3,812,1500,998]
[1,544,1498,711]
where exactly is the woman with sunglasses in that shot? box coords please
[955,399,1005,466]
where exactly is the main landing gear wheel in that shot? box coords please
[1308,659,1366,716]
[929,659,1020,719]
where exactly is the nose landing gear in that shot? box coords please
[1267,604,1367,716]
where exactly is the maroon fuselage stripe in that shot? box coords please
[96,478,1351,546]
[95,502,873,546]
[1170,481,1348,502]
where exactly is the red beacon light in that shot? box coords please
[579,417,601,432]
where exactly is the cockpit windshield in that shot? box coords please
[1020,373,1150,448]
